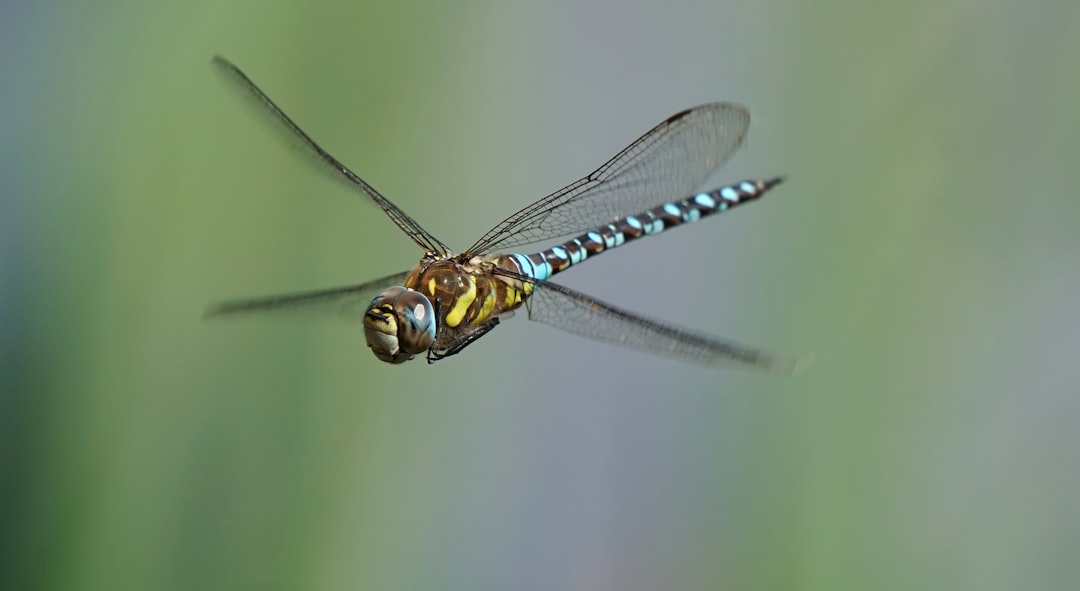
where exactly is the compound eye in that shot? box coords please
[363,287,436,364]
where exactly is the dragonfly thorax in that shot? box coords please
[363,286,436,363]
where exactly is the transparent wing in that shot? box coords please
[213,56,450,256]
[205,271,410,321]
[466,103,750,255]
[524,279,798,374]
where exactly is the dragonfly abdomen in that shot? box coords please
[507,177,783,282]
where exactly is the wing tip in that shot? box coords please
[211,54,236,73]
[202,301,239,320]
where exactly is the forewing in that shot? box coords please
[467,103,750,255]
[213,56,449,256]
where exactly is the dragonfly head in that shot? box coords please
[363,286,437,363]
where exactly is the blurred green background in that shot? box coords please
[3,0,1079,589]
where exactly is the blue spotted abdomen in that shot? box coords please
[504,177,783,281]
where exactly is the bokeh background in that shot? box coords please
[3,0,1079,589]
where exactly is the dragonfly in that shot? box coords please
[207,56,796,374]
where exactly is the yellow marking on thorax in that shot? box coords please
[476,287,497,322]
[427,277,437,296]
[444,276,477,327]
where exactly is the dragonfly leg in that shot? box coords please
[427,318,501,364]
